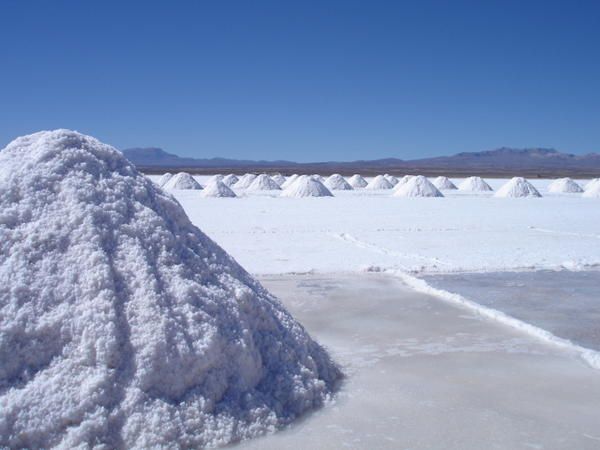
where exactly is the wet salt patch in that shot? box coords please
[420,270,600,359]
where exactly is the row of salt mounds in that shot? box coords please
[234,173,257,189]
[458,176,493,192]
[163,171,203,190]
[494,177,541,197]
[222,173,239,186]
[348,174,368,188]
[393,175,444,197]
[366,174,394,190]
[0,130,341,449]
[271,173,286,186]
[246,174,281,191]
[281,175,334,197]
[384,174,399,186]
[200,179,237,197]
[583,182,600,198]
[432,176,457,190]
[157,172,173,187]
[280,174,299,189]
[548,177,583,193]
[324,173,353,190]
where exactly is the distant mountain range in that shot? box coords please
[122,146,600,177]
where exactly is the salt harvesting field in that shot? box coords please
[150,173,600,448]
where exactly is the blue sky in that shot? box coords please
[1,1,600,161]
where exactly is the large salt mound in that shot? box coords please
[246,174,281,191]
[494,177,542,198]
[393,175,444,197]
[347,174,367,188]
[324,174,353,190]
[271,173,286,186]
[432,176,457,190]
[548,177,583,193]
[157,172,173,187]
[0,130,340,449]
[280,174,299,189]
[311,174,325,183]
[163,172,202,190]
[281,176,333,197]
[384,174,399,186]
[222,173,239,187]
[234,173,257,189]
[366,175,393,190]
[200,179,237,198]
[458,176,493,192]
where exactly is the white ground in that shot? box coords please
[151,176,600,275]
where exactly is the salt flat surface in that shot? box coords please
[156,176,600,275]
[238,273,600,449]
[422,270,600,351]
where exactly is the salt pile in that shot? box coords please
[163,172,203,190]
[246,174,281,191]
[583,183,600,198]
[234,173,257,189]
[0,130,340,449]
[458,176,493,192]
[311,174,326,183]
[585,178,600,191]
[432,176,457,190]
[324,174,353,190]
[200,179,237,197]
[393,175,414,190]
[157,172,173,187]
[494,177,542,197]
[366,175,393,190]
[347,174,368,188]
[271,173,286,186]
[384,174,399,186]
[281,175,334,197]
[221,173,239,186]
[548,177,583,193]
[281,174,299,189]
[393,175,444,197]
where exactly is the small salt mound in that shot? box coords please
[222,173,239,186]
[583,183,600,197]
[281,174,299,189]
[366,175,393,190]
[584,178,600,191]
[281,176,334,197]
[348,174,368,188]
[234,173,257,189]
[432,176,457,190]
[384,174,399,186]
[200,179,237,197]
[324,174,353,190]
[271,173,286,186]
[163,172,202,190]
[246,174,281,191]
[393,175,444,197]
[392,175,414,190]
[458,176,493,192]
[494,177,542,197]
[0,130,340,449]
[548,177,583,193]
[157,172,173,187]
[206,174,224,184]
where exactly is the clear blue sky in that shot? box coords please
[2,0,600,161]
